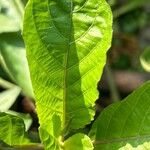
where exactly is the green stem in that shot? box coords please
[105,63,120,102]
[14,144,44,150]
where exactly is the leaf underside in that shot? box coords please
[0,0,21,33]
[89,81,150,150]
[0,113,30,146]
[0,33,34,98]
[23,0,112,149]
[0,86,21,111]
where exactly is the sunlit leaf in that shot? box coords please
[23,0,112,149]
[89,81,150,150]
[6,110,32,131]
[0,113,31,146]
[64,133,93,150]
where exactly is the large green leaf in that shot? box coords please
[0,33,34,98]
[23,0,112,149]
[0,0,23,33]
[89,81,150,150]
[0,113,31,146]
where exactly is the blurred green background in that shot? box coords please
[0,0,150,144]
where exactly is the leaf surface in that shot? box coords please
[23,0,112,148]
[0,86,21,111]
[0,0,22,33]
[6,110,32,131]
[0,33,34,97]
[89,81,150,150]
[0,113,31,146]
[64,133,93,150]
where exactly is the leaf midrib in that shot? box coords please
[62,0,73,133]
[31,0,71,130]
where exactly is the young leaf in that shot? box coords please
[64,133,93,150]
[0,33,34,98]
[0,113,31,146]
[23,0,112,148]
[89,81,150,150]
[6,110,32,131]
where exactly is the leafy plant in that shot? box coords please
[89,80,150,149]
[0,113,30,146]
[22,0,112,149]
[0,0,150,150]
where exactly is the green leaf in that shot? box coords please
[0,77,15,89]
[140,47,150,72]
[23,0,112,149]
[0,33,34,98]
[0,86,21,111]
[0,112,31,146]
[89,81,150,150]
[39,127,60,150]
[64,133,93,150]
[0,0,23,33]
[6,110,33,131]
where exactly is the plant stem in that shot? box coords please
[105,63,120,102]
[14,144,44,150]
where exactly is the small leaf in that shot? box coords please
[140,47,150,72]
[39,128,60,150]
[0,33,34,98]
[6,110,32,131]
[0,112,31,146]
[89,81,150,150]
[64,133,93,150]
[0,86,21,111]
[38,115,61,150]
